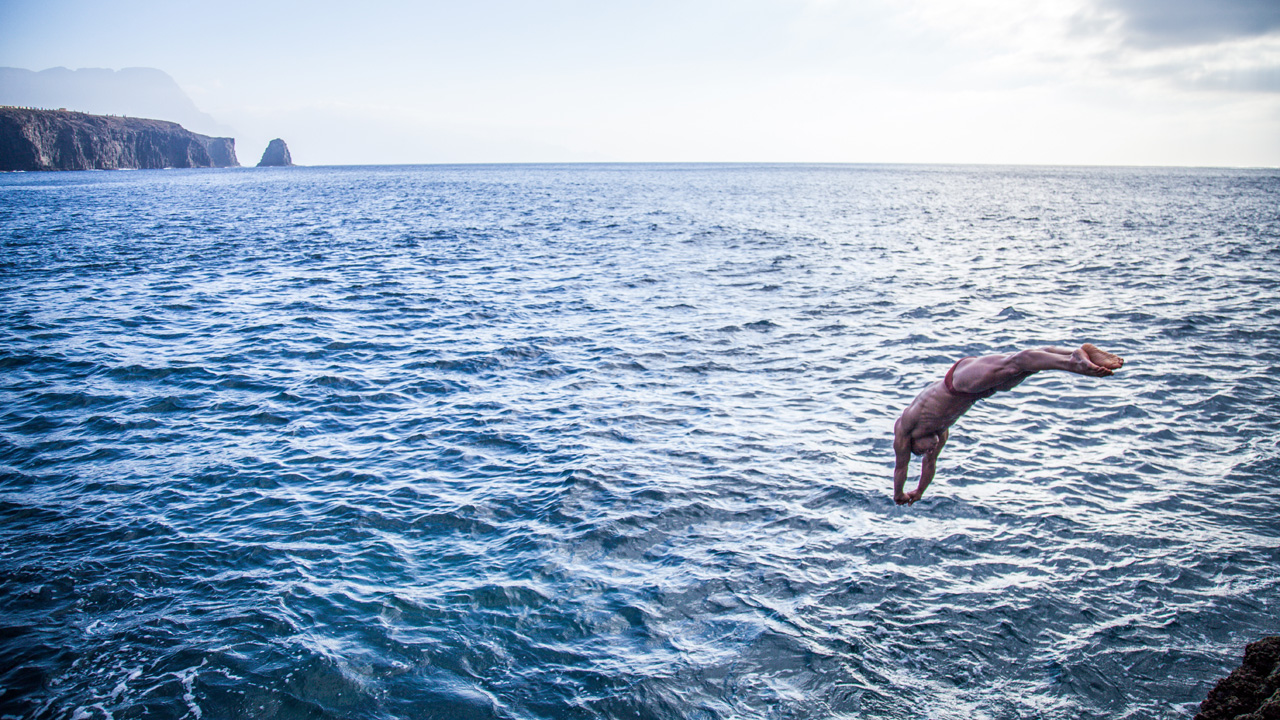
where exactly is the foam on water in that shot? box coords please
[1,164,1278,719]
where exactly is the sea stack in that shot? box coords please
[257,138,292,167]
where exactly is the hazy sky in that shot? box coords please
[2,0,1277,166]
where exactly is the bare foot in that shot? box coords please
[1070,348,1112,376]
[1082,343,1124,370]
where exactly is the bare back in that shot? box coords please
[896,380,981,444]
[896,355,1036,445]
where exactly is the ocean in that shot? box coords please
[1,163,1278,719]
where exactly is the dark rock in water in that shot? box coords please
[0,106,238,171]
[257,138,292,167]
[1196,636,1280,720]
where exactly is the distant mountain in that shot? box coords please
[0,67,232,137]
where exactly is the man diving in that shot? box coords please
[892,344,1124,505]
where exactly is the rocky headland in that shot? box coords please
[1196,636,1280,720]
[0,107,238,171]
[257,138,293,167]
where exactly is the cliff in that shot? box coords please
[1196,636,1280,720]
[257,138,293,167]
[0,107,238,171]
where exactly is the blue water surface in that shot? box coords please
[1,164,1278,719]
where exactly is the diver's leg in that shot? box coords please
[1008,347,1113,376]
[953,346,1114,392]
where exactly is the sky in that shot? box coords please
[1,0,1278,167]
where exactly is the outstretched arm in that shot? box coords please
[892,422,912,505]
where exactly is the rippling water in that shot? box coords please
[2,164,1278,719]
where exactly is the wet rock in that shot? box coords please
[257,138,292,167]
[1196,636,1280,720]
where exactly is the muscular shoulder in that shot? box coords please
[893,415,913,449]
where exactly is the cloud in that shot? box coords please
[1076,13,1280,94]
[1193,65,1280,92]
[1102,0,1280,48]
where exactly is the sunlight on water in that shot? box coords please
[1,164,1278,719]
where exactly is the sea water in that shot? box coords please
[1,164,1278,719]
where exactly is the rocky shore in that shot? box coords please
[0,107,238,171]
[1196,636,1280,720]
